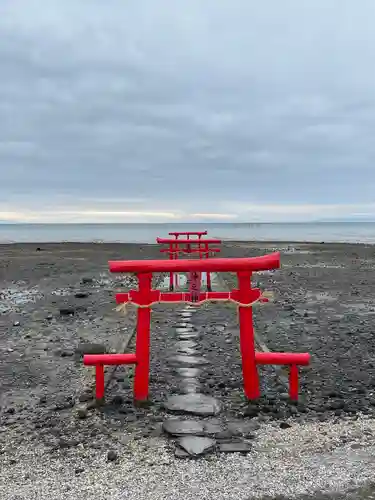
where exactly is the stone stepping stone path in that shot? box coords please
[178,436,216,457]
[165,393,221,415]
[162,298,254,459]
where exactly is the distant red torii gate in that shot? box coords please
[168,230,207,239]
[156,237,222,291]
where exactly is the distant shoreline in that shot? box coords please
[1,220,375,225]
[0,240,372,248]
[1,221,374,244]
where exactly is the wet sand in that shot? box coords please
[1,241,375,499]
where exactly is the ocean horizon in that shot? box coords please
[1,221,375,244]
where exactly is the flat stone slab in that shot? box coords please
[180,312,193,317]
[162,419,205,436]
[175,326,194,333]
[175,323,191,328]
[218,441,252,454]
[227,420,260,437]
[177,340,198,349]
[177,436,216,456]
[215,429,236,442]
[175,367,201,378]
[174,448,190,459]
[204,421,224,435]
[176,347,198,356]
[168,355,208,366]
[177,333,199,340]
[178,378,201,394]
[165,393,221,416]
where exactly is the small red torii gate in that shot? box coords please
[167,231,208,255]
[168,230,208,239]
[84,253,310,404]
[167,230,209,257]
[156,236,221,292]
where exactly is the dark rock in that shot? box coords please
[260,405,272,414]
[243,406,259,418]
[328,400,345,411]
[53,399,75,411]
[177,333,199,340]
[177,436,216,456]
[280,393,290,401]
[134,399,153,409]
[76,407,88,419]
[297,403,306,413]
[279,422,292,429]
[111,395,124,405]
[58,439,79,449]
[75,343,107,356]
[79,391,93,403]
[75,305,87,313]
[59,307,75,316]
[75,291,89,298]
[86,400,98,410]
[75,468,84,474]
[164,394,221,416]
[60,350,74,358]
[227,420,260,437]
[107,450,119,462]
[218,442,251,454]
[81,277,94,284]
[162,419,205,436]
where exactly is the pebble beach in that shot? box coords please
[1,241,375,500]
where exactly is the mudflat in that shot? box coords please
[1,241,375,500]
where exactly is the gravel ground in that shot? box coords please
[2,416,375,500]
[218,242,375,420]
[1,241,375,499]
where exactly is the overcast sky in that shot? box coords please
[1,0,375,223]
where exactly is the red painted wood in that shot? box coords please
[109,252,280,274]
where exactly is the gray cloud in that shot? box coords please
[1,0,375,222]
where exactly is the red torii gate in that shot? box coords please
[156,237,221,292]
[84,253,310,404]
[167,230,208,256]
[168,230,208,239]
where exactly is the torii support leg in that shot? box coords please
[237,271,261,399]
[169,242,176,291]
[205,243,212,291]
[133,273,152,402]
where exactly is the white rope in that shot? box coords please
[114,290,274,313]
